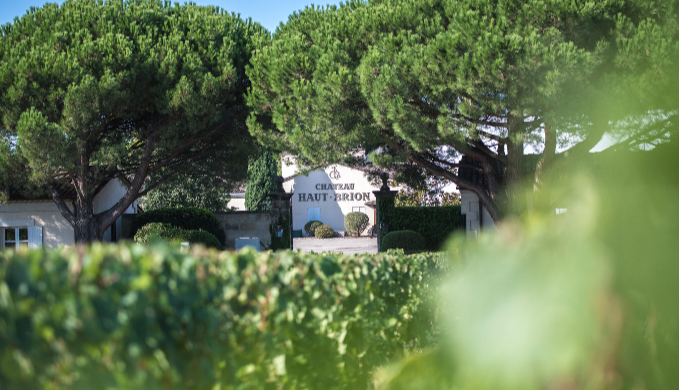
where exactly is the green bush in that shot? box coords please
[183,230,224,250]
[130,207,226,245]
[344,212,370,237]
[377,196,462,251]
[382,230,427,252]
[0,243,446,389]
[304,220,323,236]
[315,224,335,238]
[133,222,186,245]
[134,222,224,250]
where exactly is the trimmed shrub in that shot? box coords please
[183,230,224,250]
[0,243,447,389]
[382,230,427,252]
[134,222,224,250]
[304,220,323,236]
[133,222,185,245]
[315,224,335,238]
[344,212,370,237]
[130,207,225,245]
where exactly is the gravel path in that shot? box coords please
[293,237,378,254]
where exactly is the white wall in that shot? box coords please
[286,161,386,234]
[226,193,246,211]
[460,190,497,236]
[0,179,138,248]
[0,202,75,248]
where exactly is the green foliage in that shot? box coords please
[245,150,279,211]
[344,212,370,237]
[0,0,263,241]
[381,230,427,253]
[304,220,323,236]
[140,175,233,212]
[268,213,292,250]
[0,243,446,389]
[133,222,224,250]
[379,196,462,251]
[315,224,335,238]
[182,230,224,250]
[376,125,679,387]
[246,0,679,221]
[130,207,225,246]
[133,222,186,245]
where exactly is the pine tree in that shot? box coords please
[245,150,279,211]
[246,0,679,222]
[0,0,264,242]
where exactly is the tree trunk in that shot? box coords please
[506,115,526,215]
[73,216,103,243]
[534,122,556,212]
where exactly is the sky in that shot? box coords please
[1,0,342,32]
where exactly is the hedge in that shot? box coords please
[382,230,427,253]
[0,244,447,389]
[377,197,462,251]
[130,207,226,245]
[134,222,224,250]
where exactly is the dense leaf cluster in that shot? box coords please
[379,196,462,251]
[314,224,335,238]
[245,150,279,211]
[134,222,224,250]
[139,175,234,212]
[381,230,427,253]
[345,212,370,237]
[0,244,446,389]
[303,220,323,236]
[130,207,226,245]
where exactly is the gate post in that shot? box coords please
[268,176,293,250]
[372,173,397,252]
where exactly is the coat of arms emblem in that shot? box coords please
[328,166,341,180]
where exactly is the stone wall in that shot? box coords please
[215,211,274,250]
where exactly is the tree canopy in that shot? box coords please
[246,0,679,221]
[0,0,264,241]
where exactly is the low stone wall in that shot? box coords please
[215,211,273,250]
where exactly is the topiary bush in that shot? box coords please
[344,212,370,237]
[134,222,224,250]
[183,230,224,250]
[315,224,335,238]
[133,222,185,245]
[130,207,225,245]
[382,230,427,252]
[0,243,448,389]
[304,220,323,236]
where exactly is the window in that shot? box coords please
[4,227,28,249]
[352,206,366,213]
[308,208,321,222]
[1,226,42,249]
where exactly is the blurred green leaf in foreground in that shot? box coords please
[377,123,679,390]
